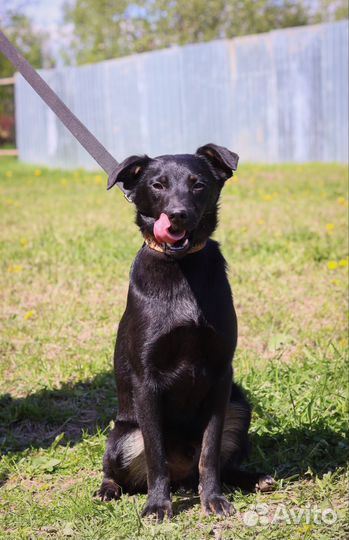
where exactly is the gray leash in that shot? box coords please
[0,29,125,194]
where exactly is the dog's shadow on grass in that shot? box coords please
[0,371,347,482]
[0,371,117,455]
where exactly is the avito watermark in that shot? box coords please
[242,503,337,527]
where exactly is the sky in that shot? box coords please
[7,0,66,26]
[28,0,66,25]
[4,0,71,64]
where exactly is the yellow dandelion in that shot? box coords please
[337,196,347,206]
[5,170,13,178]
[339,259,348,267]
[24,310,35,320]
[325,223,334,234]
[60,178,68,187]
[261,194,273,201]
[20,237,28,247]
[34,169,42,176]
[327,260,338,270]
[8,264,23,273]
[331,279,340,286]
[297,524,313,534]
[4,198,15,206]
[95,175,103,185]
[257,219,265,225]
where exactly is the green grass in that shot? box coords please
[0,158,348,540]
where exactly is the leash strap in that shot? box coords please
[0,30,125,193]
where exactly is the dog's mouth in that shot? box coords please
[153,213,191,254]
[165,229,191,253]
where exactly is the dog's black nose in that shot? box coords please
[169,209,188,225]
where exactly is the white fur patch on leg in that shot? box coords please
[120,429,145,467]
[120,429,147,486]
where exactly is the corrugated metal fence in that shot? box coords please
[15,20,348,168]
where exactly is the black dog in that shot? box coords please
[97,143,274,519]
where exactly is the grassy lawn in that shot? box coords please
[0,158,348,539]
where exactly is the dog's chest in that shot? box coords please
[147,320,231,390]
[130,244,237,385]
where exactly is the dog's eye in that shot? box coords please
[193,182,205,192]
[152,182,164,190]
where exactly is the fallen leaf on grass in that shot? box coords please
[61,523,75,537]
[29,457,61,473]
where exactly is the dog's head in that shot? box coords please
[107,143,239,257]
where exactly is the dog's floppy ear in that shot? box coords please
[196,143,239,181]
[107,154,152,199]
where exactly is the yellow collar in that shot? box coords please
[144,235,207,255]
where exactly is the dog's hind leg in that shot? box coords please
[96,420,147,501]
[220,383,252,468]
[97,477,122,502]
[221,465,275,492]
[220,384,275,493]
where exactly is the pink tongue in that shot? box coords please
[153,213,186,244]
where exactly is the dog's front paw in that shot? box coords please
[201,493,234,516]
[94,479,121,502]
[141,498,173,521]
[256,474,275,492]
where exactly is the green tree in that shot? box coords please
[63,0,152,64]
[0,10,54,78]
[0,9,54,145]
[309,0,349,22]
[154,0,311,44]
[64,0,314,64]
